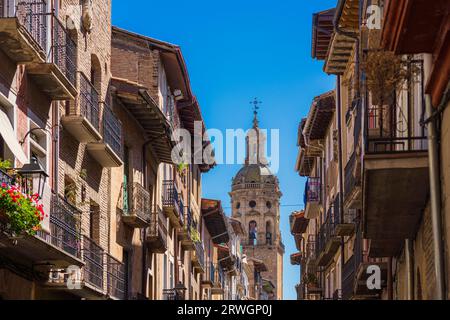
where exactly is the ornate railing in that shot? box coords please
[0,0,48,51]
[162,180,179,209]
[82,236,104,291]
[365,60,427,154]
[105,253,126,300]
[76,72,100,131]
[126,182,150,223]
[317,201,339,255]
[162,288,184,300]
[102,104,123,158]
[194,241,205,270]
[37,195,81,258]
[0,169,14,187]
[51,12,76,86]
[344,150,360,201]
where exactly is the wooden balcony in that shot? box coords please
[86,103,123,168]
[146,207,167,254]
[122,183,151,228]
[162,180,182,228]
[364,66,429,257]
[0,0,46,64]
[290,210,309,235]
[61,73,102,143]
[0,194,84,271]
[304,177,321,219]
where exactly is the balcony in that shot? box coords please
[86,103,123,168]
[162,180,182,228]
[342,255,356,300]
[81,236,105,294]
[335,205,356,237]
[0,193,84,270]
[163,288,185,300]
[290,210,309,235]
[290,252,303,266]
[211,263,225,295]
[105,254,126,300]
[192,241,205,273]
[122,182,151,228]
[303,177,321,219]
[27,12,77,100]
[201,262,214,287]
[179,207,195,251]
[305,235,317,271]
[364,60,429,257]
[344,150,362,210]
[61,72,102,143]
[0,0,46,64]
[146,206,167,254]
[316,205,341,267]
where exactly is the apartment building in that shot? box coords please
[292,0,450,300]
[0,0,259,301]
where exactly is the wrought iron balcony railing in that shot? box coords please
[317,204,340,255]
[0,169,14,187]
[76,72,100,131]
[50,12,76,86]
[163,288,184,300]
[365,60,427,154]
[125,182,151,223]
[194,240,205,270]
[102,104,123,159]
[37,195,81,258]
[342,254,356,300]
[304,177,321,207]
[82,236,104,291]
[1,0,48,51]
[105,253,126,300]
[162,180,179,210]
[344,151,361,200]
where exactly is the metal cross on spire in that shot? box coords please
[250,97,262,128]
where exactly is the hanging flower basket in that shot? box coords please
[0,183,47,237]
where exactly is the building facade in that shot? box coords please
[0,0,253,300]
[291,0,450,300]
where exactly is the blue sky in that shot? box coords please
[112,0,337,300]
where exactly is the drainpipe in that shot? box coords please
[405,239,414,300]
[423,54,446,300]
[141,140,152,298]
[336,75,346,296]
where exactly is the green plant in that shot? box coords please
[303,273,318,287]
[177,162,188,175]
[190,226,201,243]
[0,159,12,172]
[0,184,46,236]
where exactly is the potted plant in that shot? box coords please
[0,183,46,237]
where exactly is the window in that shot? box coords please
[249,200,256,208]
[89,202,100,244]
[266,201,272,209]
[249,221,257,245]
[236,202,241,209]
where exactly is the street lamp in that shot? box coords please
[16,157,48,199]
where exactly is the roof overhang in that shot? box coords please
[324,32,355,75]
[312,8,336,60]
[304,91,336,140]
[111,77,176,164]
[229,218,245,236]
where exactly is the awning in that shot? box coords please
[0,108,28,165]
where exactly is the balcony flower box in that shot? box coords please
[0,183,47,237]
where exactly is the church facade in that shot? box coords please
[229,111,284,300]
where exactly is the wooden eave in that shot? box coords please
[112,77,175,164]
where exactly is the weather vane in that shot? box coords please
[250,98,262,128]
[250,97,262,116]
